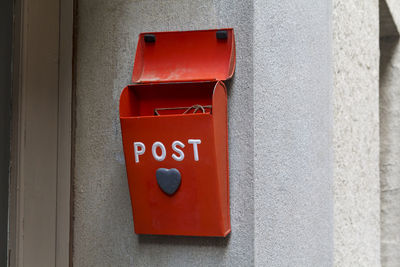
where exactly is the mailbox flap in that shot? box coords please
[132,29,235,84]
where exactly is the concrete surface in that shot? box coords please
[381,0,399,38]
[384,0,400,34]
[380,37,400,267]
[380,2,400,263]
[74,0,333,266]
[379,0,400,267]
[333,0,381,266]
[253,1,333,266]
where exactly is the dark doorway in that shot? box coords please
[0,0,14,265]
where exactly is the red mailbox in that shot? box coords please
[119,29,235,236]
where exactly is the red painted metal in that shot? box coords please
[119,29,235,237]
[132,29,235,83]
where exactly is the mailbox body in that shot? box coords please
[119,29,235,237]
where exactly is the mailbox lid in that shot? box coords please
[132,28,235,84]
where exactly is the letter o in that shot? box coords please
[152,141,166,161]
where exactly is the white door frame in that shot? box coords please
[8,0,74,266]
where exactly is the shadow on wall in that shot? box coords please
[380,0,399,75]
[379,0,400,266]
[138,234,230,247]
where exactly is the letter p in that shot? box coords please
[133,142,145,163]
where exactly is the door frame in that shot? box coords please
[0,0,13,265]
[8,0,74,266]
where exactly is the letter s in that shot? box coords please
[172,141,185,161]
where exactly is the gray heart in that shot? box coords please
[156,168,181,196]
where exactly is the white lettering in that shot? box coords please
[152,141,166,161]
[172,140,185,161]
[188,139,201,161]
[133,142,145,163]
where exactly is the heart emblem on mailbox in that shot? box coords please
[156,168,181,195]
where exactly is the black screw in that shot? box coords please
[144,34,156,43]
[216,30,228,40]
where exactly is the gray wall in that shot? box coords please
[253,1,333,266]
[380,1,400,265]
[380,36,400,267]
[0,0,13,265]
[333,0,381,266]
[73,0,333,266]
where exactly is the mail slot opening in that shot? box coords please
[120,81,217,118]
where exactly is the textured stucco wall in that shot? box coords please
[333,0,381,266]
[74,1,254,266]
[74,0,333,266]
[380,2,400,266]
[380,36,400,267]
[253,1,333,266]
[385,0,400,32]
